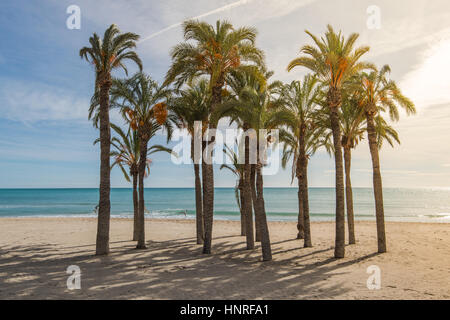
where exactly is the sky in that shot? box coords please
[0,0,450,188]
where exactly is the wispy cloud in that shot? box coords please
[139,0,317,43]
[140,0,254,42]
[0,78,130,124]
[0,79,88,122]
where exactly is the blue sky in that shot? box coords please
[1,0,450,188]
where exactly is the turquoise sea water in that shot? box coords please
[0,188,449,223]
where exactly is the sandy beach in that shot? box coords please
[0,217,448,300]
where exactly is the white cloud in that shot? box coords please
[399,37,450,111]
[0,79,89,122]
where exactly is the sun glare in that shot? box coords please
[400,38,450,111]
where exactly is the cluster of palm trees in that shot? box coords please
[80,21,415,260]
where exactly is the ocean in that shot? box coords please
[0,188,449,223]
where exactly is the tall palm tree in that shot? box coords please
[340,94,366,244]
[225,68,275,244]
[171,79,210,244]
[214,70,280,261]
[110,72,175,249]
[80,24,142,255]
[220,143,246,236]
[220,69,261,249]
[337,90,402,245]
[165,20,265,254]
[352,65,415,253]
[287,25,373,258]
[277,75,329,247]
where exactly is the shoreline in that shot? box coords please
[1,215,449,224]
[1,218,449,299]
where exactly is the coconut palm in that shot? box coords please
[287,25,374,258]
[110,72,175,249]
[170,79,210,244]
[220,142,246,236]
[277,75,329,247]
[352,65,415,252]
[80,24,142,255]
[165,19,265,254]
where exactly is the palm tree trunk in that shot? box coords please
[132,171,139,241]
[194,163,204,244]
[343,145,356,244]
[96,79,112,255]
[296,157,304,240]
[243,130,255,250]
[302,158,312,248]
[239,178,246,236]
[328,88,345,258]
[202,80,223,254]
[192,137,204,244]
[366,111,387,253]
[255,149,272,261]
[251,164,260,242]
[136,137,148,249]
[201,160,214,254]
[298,126,311,247]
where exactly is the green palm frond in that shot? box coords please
[348,64,415,149]
[80,24,142,123]
[274,74,332,182]
[165,19,265,94]
[288,25,372,90]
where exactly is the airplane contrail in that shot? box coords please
[139,0,252,43]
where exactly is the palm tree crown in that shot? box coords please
[287,25,374,92]
[170,79,210,135]
[353,65,416,119]
[277,75,331,181]
[110,72,175,138]
[109,124,141,181]
[80,24,143,110]
[165,20,265,90]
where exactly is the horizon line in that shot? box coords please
[0,186,448,190]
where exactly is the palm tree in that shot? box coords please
[340,94,366,244]
[352,65,415,252]
[103,124,142,241]
[80,24,142,255]
[165,20,265,254]
[213,69,280,261]
[287,25,373,258]
[224,68,274,244]
[170,79,210,244]
[278,75,329,247]
[220,142,246,236]
[219,69,263,249]
[110,72,174,249]
[108,124,177,241]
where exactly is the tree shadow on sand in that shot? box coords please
[0,234,380,299]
